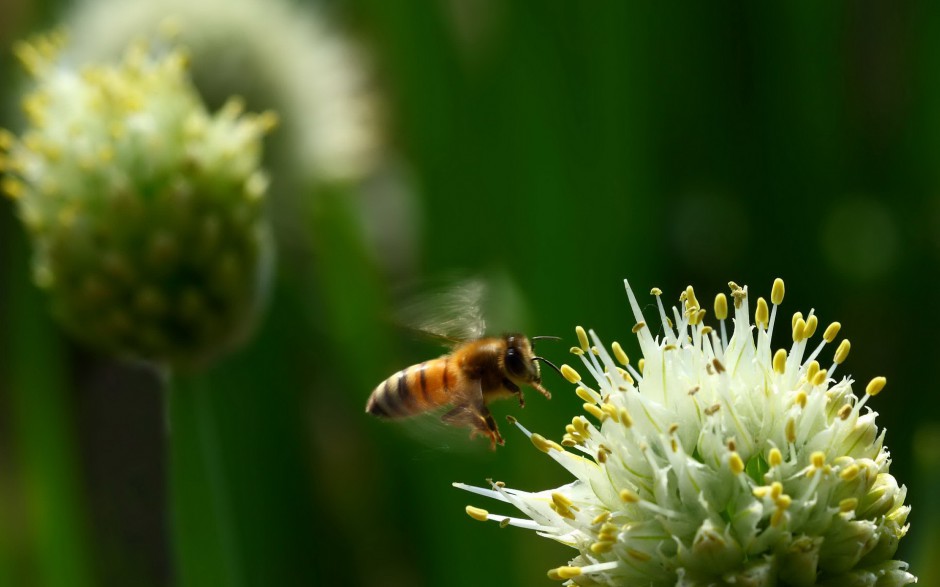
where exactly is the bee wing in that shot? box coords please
[395,278,487,346]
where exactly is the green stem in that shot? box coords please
[166,371,242,587]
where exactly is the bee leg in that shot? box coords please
[503,378,524,408]
[479,409,504,449]
[442,403,504,449]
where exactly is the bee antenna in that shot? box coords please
[533,356,563,378]
[531,335,562,342]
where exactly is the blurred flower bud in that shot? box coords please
[1,33,276,369]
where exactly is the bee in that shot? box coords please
[365,333,561,449]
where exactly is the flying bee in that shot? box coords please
[365,333,561,449]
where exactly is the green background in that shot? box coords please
[0,1,935,585]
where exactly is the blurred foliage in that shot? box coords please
[0,0,936,585]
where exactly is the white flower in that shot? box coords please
[65,0,380,183]
[1,34,276,369]
[456,279,915,586]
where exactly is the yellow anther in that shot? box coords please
[552,492,573,509]
[530,433,561,453]
[792,318,806,342]
[650,287,662,296]
[686,285,699,308]
[601,404,619,421]
[794,391,808,408]
[755,297,769,328]
[712,358,726,373]
[638,358,645,373]
[839,497,859,513]
[465,506,489,521]
[804,315,818,338]
[0,128,14,150]
[838,404,852,420]
[768,448,783,467]
[695,308,706,325]
[257,111,279,132]
[1,177,24,200]
[619,408,633,428]
[592,512,611,525]
[704,404,721,416]
[576,387,595,403]
[611,341,629,366]
[619,489,640,503]
[591,346,599,355]
[584,403,606,421]
[752,486,769,498]
[729,452,745,475]
[775,494,792,509]
[616,367,633,386]
[834,339,851,364]
[560,364,581,384]
[664,344,677,352]
[811,451,826,469]
[773,349,787,374]
[786,418,797,443]
[823,321,841,342]
[632,321,646,334]
[771,278,785,305]
[771,508,786,528]
[627,548,652,562]
[866,376,887,396]
[572,417,588,435]
[590,541,615,554]
[770,482,783,499]
[806,360,820,382]
[561,437,576,447]
[499,518,510,528]
[576,326,590,352]
[700,325,713,336]
[792,311,804,330]
[812,369,828,387]
[840,464,861,481]
[553,566,582,580]
[569,346,584,356]
[549,502,575,520]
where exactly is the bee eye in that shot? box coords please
[505,347,527,377]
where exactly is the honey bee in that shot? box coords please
[365,333,561,449]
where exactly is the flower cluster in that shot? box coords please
[1,33,276,369]
[65,0,380,183]
[457,279,914,586]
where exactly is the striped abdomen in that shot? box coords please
[366,358,456,419]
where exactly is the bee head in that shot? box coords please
[503,334,539,382]
[504,334,561,399]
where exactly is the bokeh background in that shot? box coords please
[0,0,936,585]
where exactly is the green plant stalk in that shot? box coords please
[166,278,321,585]
[166,371,242,587]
